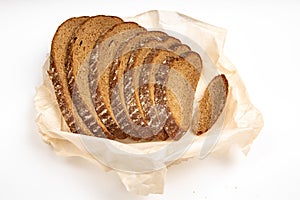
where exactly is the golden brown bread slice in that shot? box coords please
[67,15,123,139]
[89,22,146,139]
[48,16,93,135]
[193,74,229,135]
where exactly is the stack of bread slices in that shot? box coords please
[48,15,228,141]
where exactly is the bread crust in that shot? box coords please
[48,15,227,141]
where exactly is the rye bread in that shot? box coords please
[89,22,146,139]
[49,15,221,141]
[67,15,123,139]
[193,74,228,135]
[48,16,93,135]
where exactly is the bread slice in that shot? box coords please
[149,50,202,139]
[89,22,146,139]
[67,15,123,139]
[48,16,93,135]
[193,74,228,135]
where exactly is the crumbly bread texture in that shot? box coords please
[193,74,229,135]
[48,15,228,141]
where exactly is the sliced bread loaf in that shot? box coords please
[193,74,228,135]
[49,15,221,141]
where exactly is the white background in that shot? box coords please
[1,0,300,199]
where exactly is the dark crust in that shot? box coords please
[49,16,90,134]
[66,15,123,139]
